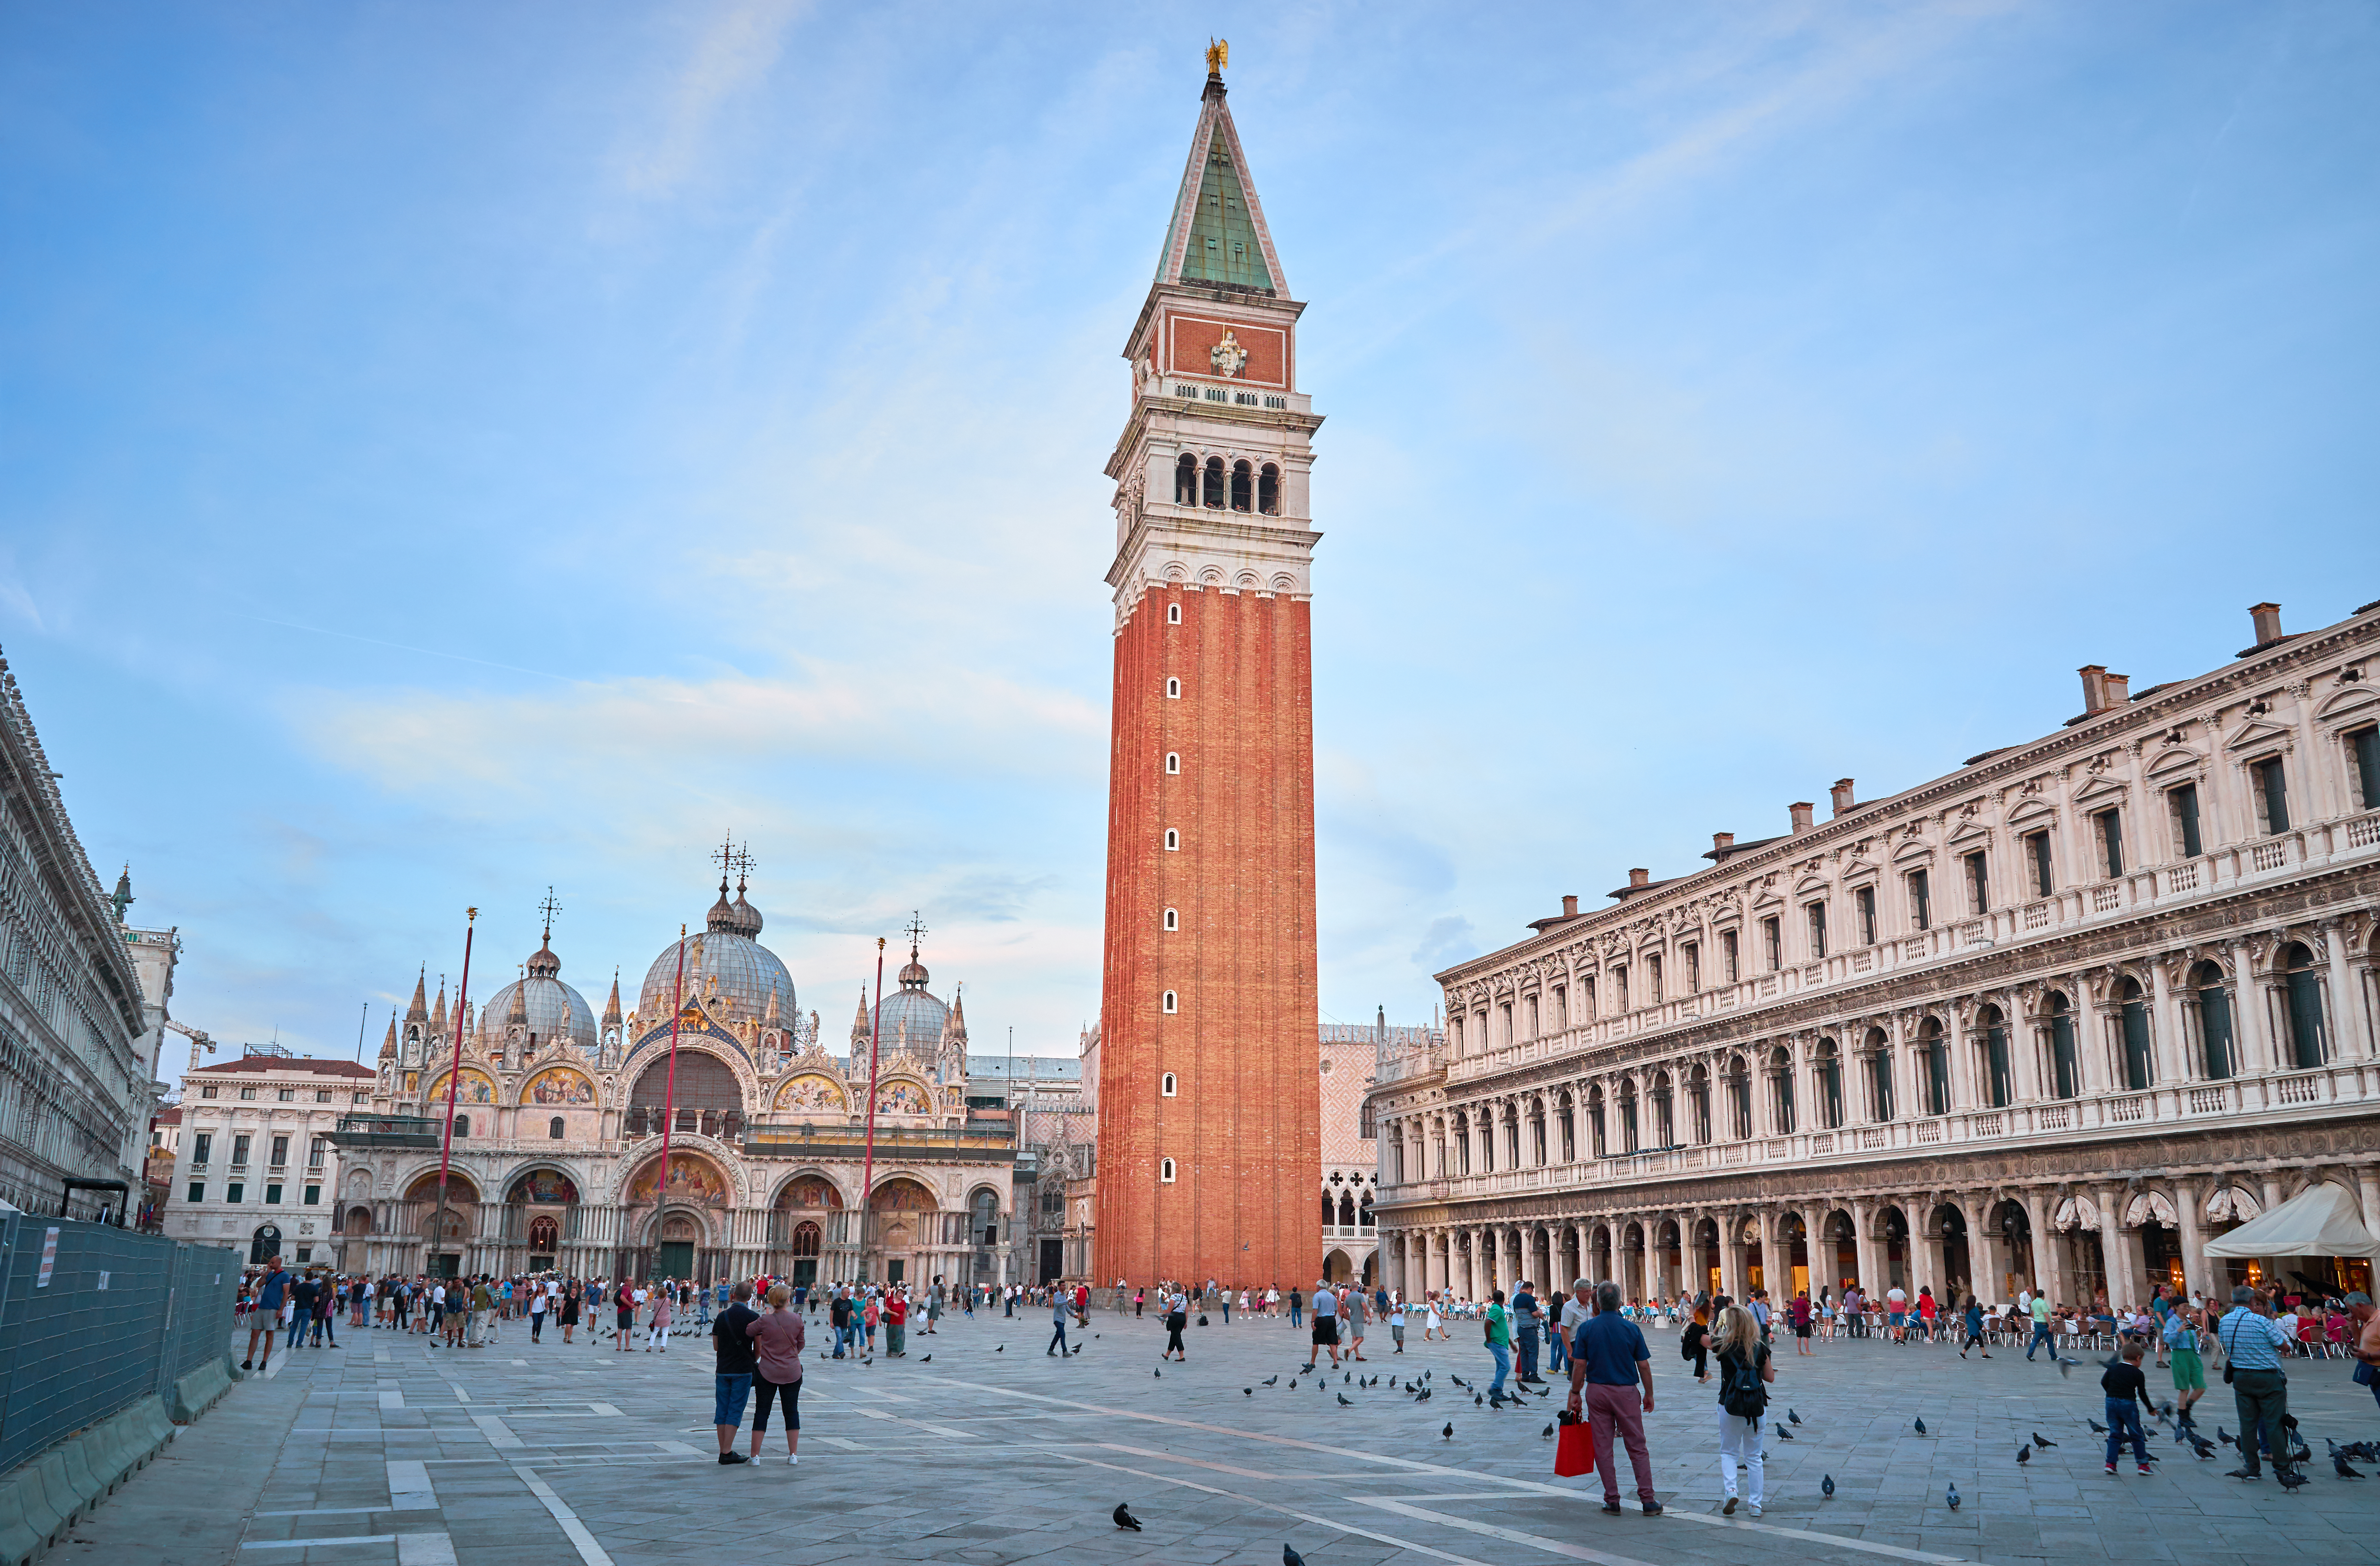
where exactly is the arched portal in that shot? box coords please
[773,1174,845,1285]
[870,1176,938,1288]
[404,1171,478,1274]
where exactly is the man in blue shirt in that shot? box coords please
[2216,1286,2294,1481]
[1512,1280,1544,1386]
[1567,1281,1661,1515]
[245,1259,289,1372]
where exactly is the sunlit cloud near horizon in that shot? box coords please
[2,2,2374,1081]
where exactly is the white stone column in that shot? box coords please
[2322,921,2362,1061]
[2098,1185,2138,1312]
[2150,959,2185,1087]
[2023,1190,2063,1306]
[2172,1178,2213,1301]
[1848,1200,1880,1297]
[2228,942,2272,1073]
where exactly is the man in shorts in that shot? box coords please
[245,1258,289,1371]
[1344,1284,1370,1361]
[1309,1279,1342,1368]
[1886,1284,1908,1344]
[2346,1292,2378,1413]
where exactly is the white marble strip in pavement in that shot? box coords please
[386,1458,437,1511]
[397,1535,457,1566]
[1352,1497,1668,1566]
[380,1389,404,1411]
[510,1464,615,1566]
[241,1538,395,1551]
[469,1414,525,1449]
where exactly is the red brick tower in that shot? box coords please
[1095,53,1323,1294]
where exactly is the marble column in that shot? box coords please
[1968,1196,2004,1304]
[2150,960,2186,1087]
[2172,1180,2212,1301]
[2021,1190,2061,1305]
[2322,922,2362,1061]
[1848,1199,1881,1297]
[2228,942,2272,1073]
[2098,1184,2138,1311]
[1753,1208,1778,1298]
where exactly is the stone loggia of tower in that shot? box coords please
[1094,55,1323,1292]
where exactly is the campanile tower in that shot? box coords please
[1095,49,1323,1291]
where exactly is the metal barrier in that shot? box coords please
[0,1211,241,1475]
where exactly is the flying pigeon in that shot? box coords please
[2158,1401,2175,1418]
[2336,1456,2366,1479]
[2088,1418,2108,1434]
[1787,1409,1803,1425]
[1542,1423,1554,1440]
[1263,1375,1278,1386]
[2017,1445,2031,1465]
[1112,1504,1141,1532]
[2033,1432,2057,1448]
[1284,1548,1306,1566]
[1914,1417,1928,1436]
[1442,1422,1454,1440]
[1337,1393,1352,1406]
[1946,1484,1959,1511]
[1821,1474,1835,1497]
[1777,1427,1795,1441]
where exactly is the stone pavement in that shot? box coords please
[47,1305,2380,1565]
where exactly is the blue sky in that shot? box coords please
[4,2,2375,1082]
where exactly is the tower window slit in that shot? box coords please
[1259,464,1279,514]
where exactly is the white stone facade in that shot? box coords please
[1368,601,2380,1312]
[168,1053,374,1266]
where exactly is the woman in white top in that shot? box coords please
[1424,1290,1445,1341]
[1265,1286,1280,1317]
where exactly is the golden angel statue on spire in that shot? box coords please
[1205,38,1228,75]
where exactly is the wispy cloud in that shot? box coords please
[618,0,808,199]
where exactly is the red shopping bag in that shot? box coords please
[1554,1416,1596,1478]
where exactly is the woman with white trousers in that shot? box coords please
[1709,1304,1776,1516]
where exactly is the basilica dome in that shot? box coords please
[870,953,950,1054]
[635,878,797,1030]
[480,938,599,1049]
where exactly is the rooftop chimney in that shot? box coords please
[1712,832,1735,852]
[2248,602,2284,650]
[1788,801,1814,834]
[1830,778,1855,817]
[1628,868,1650,889]
[2103,672,2130,705]
[2079,664,2111,714]
[1561,895,1579,918]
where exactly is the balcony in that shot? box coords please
[328,1115,442,1151]
[1321,1224,1376,1245]
[741,1123,1015,1163]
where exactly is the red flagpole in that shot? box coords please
[430,907,477,1275]
[651,924,689,1278]
[857,936,886,1281]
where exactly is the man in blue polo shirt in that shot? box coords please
[1567,1280,1661,1515]
[245,1258,289,1372]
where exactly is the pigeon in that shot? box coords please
[1154,1369,1162,1379]
[1787,1409,1803,1425]
[1451,1375,1471,1390]
[1946,1484,1959,1511]
[1474,1394,1485,1407]
[1415,1388,1431,1403]
[2279,1469,2308,1491]
[1337,1393,1352,1406]
[920,1355,930,1363]
[2336,1457,2366,1479]
[2088,1418,2108,1434]
[1263,1375,1279,1387]
[1821,1474,1835,1497]
[1777,1428,1795,1441]
[2217,1427,2237,1447]
[2033,1432,2057,1448]
[1095,1334,1101,1339]
[2158,1401,2175,1418]
[1442,1422,1454,1440]
[1285,1548,1306,1566]
[1070,1345,1081,1355]
[2186,1434,2217,1460]
[2017,1445,2031,1465]
[1301,1363,1317,1375]
[1914,1417,1928,1436]
[996,1344,1004,1352]
[1542,1423,1554,1440]
[1245,1388,1253,1396]
[1288,1379,1297,1391]
[1113,1504,1142,1532]
[1389,1377,1398,1389]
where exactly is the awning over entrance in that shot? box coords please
[2203,1183,2378,1259]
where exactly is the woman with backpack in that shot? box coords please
[1710,1304,1776,1517]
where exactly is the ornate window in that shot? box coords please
[1202,456,1227,508]
[2251,756,2290,834]
[2117,978,2153,1090]
[1174,453,1197,503]
[2047,993,2079,1100]
[2278,942,2327,1067]
[2168,783,2203,858]
[1230,460,1252,513]
[2188,962,2232,1079]
[1258,463,1280,515]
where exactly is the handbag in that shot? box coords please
[1553,1412,1596,1478]
[2354,1361,2377,1387]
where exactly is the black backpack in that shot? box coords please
[1720,1347,1768,1422]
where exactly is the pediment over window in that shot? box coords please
[1947,821,1992,848]
[2223,718,2293,753]
[2315,686,2379,724]
[1749,889,1784,912]
[1794,875,1830,898]
[2073,777,2127,806]
[1840,862,1879,888]
[1891,838,1935,866]
[2006,799,2056,828]
[2146,745,2203,777]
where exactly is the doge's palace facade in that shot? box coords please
[1368,601,2380,1313]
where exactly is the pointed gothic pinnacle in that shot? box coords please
[602,969,623,1028]
[408,967,430,1022]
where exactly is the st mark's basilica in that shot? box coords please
[330,868,1016,1287]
